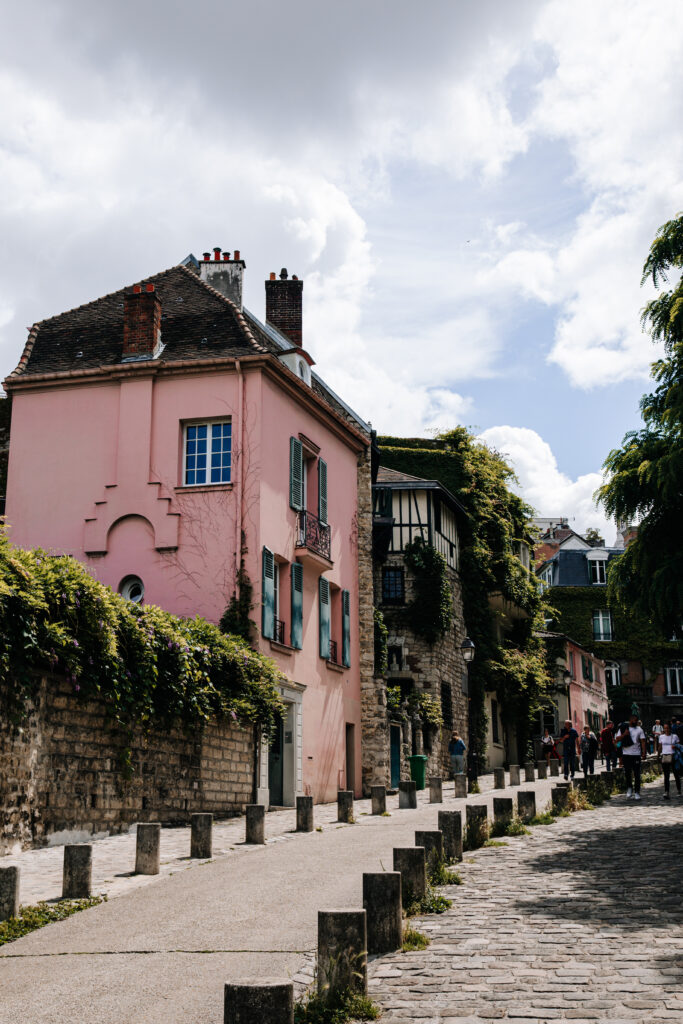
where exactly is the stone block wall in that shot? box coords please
[1,675,255,853]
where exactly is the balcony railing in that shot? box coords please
[297,510,331,561]
[274,619,286,645]
[329,639,339,664]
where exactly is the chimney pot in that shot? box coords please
[279,268,288,280]
[203,252,211,261]
[269,272,276,281]
[213,247,222,260]
[145,283,154,292]
[234,249,241,261]
[292,275,298,281]
[133,284,142,293]
[223,252,230,261]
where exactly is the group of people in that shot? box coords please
[542,714,683,800]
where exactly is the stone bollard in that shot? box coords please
[524,762,536,782]
[393,846,427,902]
[415,830,444,874]
[191,813,213,859]
[517,790,536,822]
[493,797,514,829]
[549,760,560,776]
[465,804,488,848]
[537,761,548,780]
[135,823,161,875]
[246,804,266,844]
[575,777,588,791]
[318,909,367,998]
[0,866,20,922]
[509,764,520,786]
[429,777,443,803]
[603,770,614,792]
[337,790,354,823]
[438,810,463,862]
[62,844,92,899]
[296,796,314,832]
[224,980,294,1024]
[363,872,402,954]
[398,780,417,809]
[492,767,506,789]
[552,785,569,812]
[453,774,467,799]
[371,786,386,815]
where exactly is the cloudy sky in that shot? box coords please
[2,0,682,539]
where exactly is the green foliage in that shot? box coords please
[584,527,604,546]
[529,811,556,825]
[0,897,105,946]
[0,530,286,758]
[404,885,452,916]
[401,927,430,951]
[386,685,444,728]
[403,536,453,645]
[294,989,380,1023]
[490,815,529,838]
[463,815,490,850]
[373,607,388,675]
[219,563,254,643]
[597,213,683,634]
[483,839,508,847]
[468,780,481,794]
[429,857,462,886]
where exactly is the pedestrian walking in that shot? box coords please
[580,725,599,776]
[448,731,466,777]
[651,719,663,755]
[659,722,681,799]
[600,720,618,771]
[616,714,647,800]
[559,719,580,780]
[541,727,555,766]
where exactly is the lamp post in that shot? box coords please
[461,637,477,782]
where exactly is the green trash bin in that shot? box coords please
[408,754,428,791]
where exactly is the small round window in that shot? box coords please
[120,575,144,604]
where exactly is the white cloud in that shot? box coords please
[478,425,613,540]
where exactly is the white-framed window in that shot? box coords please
[592,608,613,641]
[539,564,553,591]
[183,420,232,486]
[590,559,607,584]
[605,662,621,688]
[120,575,144,604]
[666,663,683,696]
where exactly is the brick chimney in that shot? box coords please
[198,246,246,308]
[123,283,162,359]
[265,268,303,347]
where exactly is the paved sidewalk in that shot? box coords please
[368,780,683,1024]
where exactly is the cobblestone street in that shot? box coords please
[368,781,683,1024]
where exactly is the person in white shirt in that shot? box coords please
[616,713,647,800]
[658,722,681,799]
[651,719,664,755]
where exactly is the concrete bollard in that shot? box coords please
[337,790,354,823]
[393,846,427,901]
[438,810,463,862]
[429,777,443,803]
[550,760,560,777]
[398,780,417,809]
[465,804,488,848]
[363,872,402,954]
[371,786,386,815]
[575,777,588,791]
[317,909,367,998]
[493,797,514,828]
[190,813,213,858]
[246,804,266,844]
[517,790,536,822]
[224,980,293,1024]
[509,764,520,786]
[0,866,20,922]
[552,785,569,812]
[537,761,548,780]
[62,844,92,899]
[492,767,506,789]
[524,762,536,782]
[453,774,467,799]
[415,830,444,872]
[603,770,614,791]
[135,823,161,875]
[296,796,314,832]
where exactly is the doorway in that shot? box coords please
[268,716,284,806]
[390,724,401,788]
[345,723,356,794]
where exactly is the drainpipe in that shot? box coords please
[234,359,245,595]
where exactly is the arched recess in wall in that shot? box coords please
[106,515,157,598]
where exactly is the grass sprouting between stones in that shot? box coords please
[529,811,556,826]
[429,858,463,886]
[294,988,380,1023]
[404,885,452,917]
[402,927,430,952]
[0,897,106,947]
[483,839,508,847]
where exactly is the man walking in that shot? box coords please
[616,713,647,800]
[580,725,599,776]
[559,719,580,781]
[600,720,618,771]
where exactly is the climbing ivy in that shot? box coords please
[373,607,388,676]
[0,530,286,756]
[219,562,255,644]
[404,537,453,645]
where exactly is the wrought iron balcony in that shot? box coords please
[274,619,286,645]
[297,510,331,562]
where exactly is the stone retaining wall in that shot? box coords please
[1,674,255,853]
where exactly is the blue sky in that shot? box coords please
[0,0,682,537]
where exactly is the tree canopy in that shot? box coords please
[598,213,683,634]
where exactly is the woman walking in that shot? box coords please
[659,722,681,799]
[448,731,466,777]
[541,728,556,766]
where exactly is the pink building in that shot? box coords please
[539,631,609,749]
[4,250,370,806]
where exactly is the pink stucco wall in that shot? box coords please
[6,361,363,804]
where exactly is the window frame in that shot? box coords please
[183,419,232,487]
[590,559,607,585]
[666,662,683,696]
[592,608,613,641]
[381,566,405,606]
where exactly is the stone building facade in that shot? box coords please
[1,675,256,853]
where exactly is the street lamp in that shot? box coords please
[461,637,477,781]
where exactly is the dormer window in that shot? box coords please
[590,559,607,584]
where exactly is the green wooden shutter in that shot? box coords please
[289,437,303,511]
[342,588,350,667]
[318,576,330,659]
[262,546,275,640]
[318,458,328,526]
[291,562,303,650]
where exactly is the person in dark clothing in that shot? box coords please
[600,721,618,771]
[580,725,599,776]
[659,722,682,799]
[616,713,647,800]
[559,719,580,780]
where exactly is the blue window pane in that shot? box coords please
[186,470,195,485]
[196,425,207,440]
[196,466,206,484]
[187,425,197,441]
[186,440,196,455]
[196,439,207,454]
